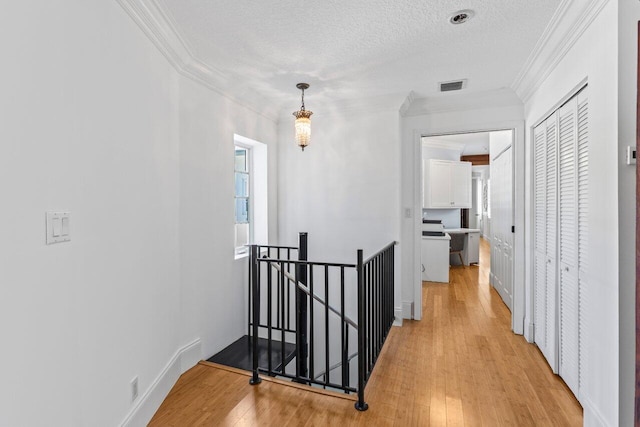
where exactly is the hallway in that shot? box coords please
[150,238,582,426]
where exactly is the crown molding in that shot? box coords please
[403,88,522,117]
[277,91,411,122]
[116,0,278,122]
[511,0,610,104]
[399,91,416,117]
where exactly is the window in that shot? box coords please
[234,134,268,257]
[235,147,250,253]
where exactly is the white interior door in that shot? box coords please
[490,145,513,311]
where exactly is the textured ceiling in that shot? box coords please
[157,0,561,115]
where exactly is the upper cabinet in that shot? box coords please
[423,159,472,208]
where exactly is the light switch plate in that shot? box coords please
[46,212,71,244]
[627,146,637,165]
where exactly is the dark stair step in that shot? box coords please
[207,335,296,372]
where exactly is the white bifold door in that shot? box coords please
[533,87,588,401]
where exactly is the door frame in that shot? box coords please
[634,19,640,425]
[412,121,526,336]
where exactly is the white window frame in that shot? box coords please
[234,134,268,258]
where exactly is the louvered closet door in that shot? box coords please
[558,96,579,396]
[534,116,556,369]
[532,87,588,401]
[576,88,589,399]
[533,123,547,354]
[544,113,559,372]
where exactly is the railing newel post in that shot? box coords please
[249,244,262,385]
[294,232,309,383]
[355,249,368,411]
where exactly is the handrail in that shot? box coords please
[314,351,358,381]
[257,257,357,269]
[363,241,398,264]
[256,244,298,250]
[356,240,395,411]
[268,262,358,330]
[249,234,396,412]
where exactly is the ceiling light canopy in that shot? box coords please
[293,83,313,151]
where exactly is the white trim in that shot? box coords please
[180,339,203,373]
[413,121,526,334]
[582,395,612,427]
[115,0,278,122]
[511,0,610,103]
[405,89,522,117]
[119,338,201,427]
[278,91,410,120]
[399,92,416,117]
[531,79,588,129]
[526,321,535,343]
[510,0,573,93]
[394,308,404,326]
[234,134,269,247]
[401,301,413,319]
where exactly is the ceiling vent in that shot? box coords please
[439,79,467,92]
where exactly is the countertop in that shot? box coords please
[444,228,481,234]
[422,233,451,240]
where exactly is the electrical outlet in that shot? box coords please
[131,376,139,402]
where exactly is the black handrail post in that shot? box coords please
[249,244,262,385]
[355,249,369,411]
[295,232,309,383]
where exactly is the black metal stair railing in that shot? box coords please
[248,232,396,411]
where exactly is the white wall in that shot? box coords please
[277,107,402,318]
[178,77,278,362]
[401,102,524,320]
[617,1,639,425]
[521,1,619,424]
[0,2,278,426]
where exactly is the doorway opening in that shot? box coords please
[419,130,515,316]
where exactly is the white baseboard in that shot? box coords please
[525,320,535,343]
[582,395,611,427]
[180,339,202,373]
[120,338,201,427]
[393,307,404,326]
[401,301,413,319]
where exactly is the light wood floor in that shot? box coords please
[150,238,582,426]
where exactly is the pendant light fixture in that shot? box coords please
[293,83,312,151]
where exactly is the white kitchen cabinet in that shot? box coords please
[423,159,472,208]
[421,235,450,283]
[464,231,480,265]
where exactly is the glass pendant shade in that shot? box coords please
[293,83,312,151]
[294,110,312,150]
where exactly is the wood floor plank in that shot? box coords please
[150,238,582,426]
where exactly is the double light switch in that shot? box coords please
[46,211,71,244]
